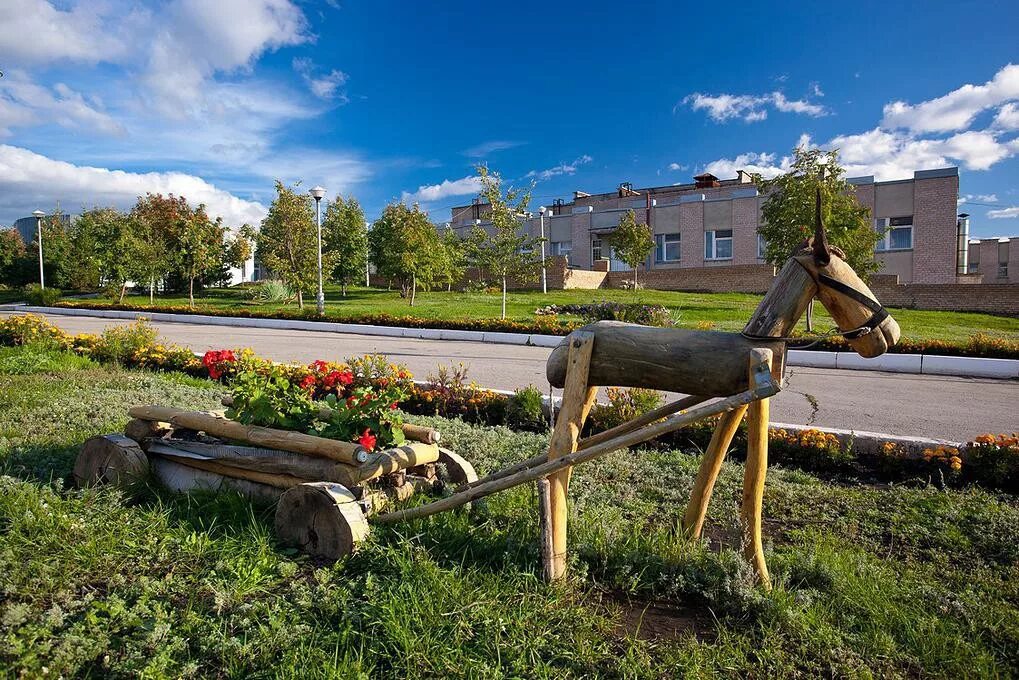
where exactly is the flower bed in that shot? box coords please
[2,313,1017,491]
[48,299,1019,359]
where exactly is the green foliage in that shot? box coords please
[587,387,664,431]
[29,210,74,289]
[90,318,160,365]
[247,279,295,305]
[22,283,61,306]
[226,363,320,431]
[322,194,368,295]
[368,202,443,305]
[606,210,653,286]
[257,181,320,309]
[475,167,541,318]
[507,384,547,431]
[0,228,26,285]
[755,146,882,278]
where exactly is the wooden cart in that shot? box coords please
[74,405,477,560]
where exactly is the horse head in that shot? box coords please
[794,188,900,358]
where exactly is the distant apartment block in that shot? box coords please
[447,166,1011,286]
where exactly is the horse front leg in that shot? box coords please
[546,331,597,580]
[681,404,748,540]
[742,390,772,589]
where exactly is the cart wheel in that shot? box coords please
[275,482,369,560]
[437,448,478,486]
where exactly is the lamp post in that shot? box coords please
[309,187,326,315]
[32,210,45,289]
[538,206,548,294]
[364,220,371,287]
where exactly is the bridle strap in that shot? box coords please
[816,273,889,339]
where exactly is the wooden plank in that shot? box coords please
[537,478,554,582]
[742,348,773,590]
[128,405,368,464]
[546,321,784,397]
[681,404,748,539]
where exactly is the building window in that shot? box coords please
[704,229,733,260]
[969,261,979,273]
[875,216,913,251]
[552,240,573,264]
[1000,263,1009,279]
[757,233,767,259]
[655,233,680,262]
[592,237,603,262]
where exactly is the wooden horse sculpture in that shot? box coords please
[375,189,898,589]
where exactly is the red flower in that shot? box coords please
[397,370,409,379]
[202,349,236,380]
[311,360,329,373]
[390,401,398,410]
[322,370,342,388]
[346,396,357,407]
[300,374,317,392]
[357,428,377,452]
[338,371,354,386]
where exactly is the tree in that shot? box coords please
[257,181,319,309]
[475,166,540,319]
[69,207,135,299]
[129,194,177,303]
[755,146,881,279]
[368,202,441,306]
[31,209,73,289]
[176,204,226,308]
[322,195,367,296]
[606,209,653,290]
[0,228,26,286]
[438,226,467,291]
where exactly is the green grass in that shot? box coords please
[1,346,1018,677]
[66,284,1019,343]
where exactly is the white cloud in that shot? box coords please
[993,102,1019,130]
[0,71,126,137]
[0,144,267,227]
[461,140,525,157]
[400,176,482,204]
[959,193,999,205]
[681,91,827,123]
[292,58,349,101]
[987,206,1019,219]
[881,63,1019,133]
[667,162,688,171]
[810,82,825,98]
[526,155,593,180]
[703,152,793,180]
[0,0,132,65]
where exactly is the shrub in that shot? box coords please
[0,313,69,347]
[963,434,1019,493]
[91,319,159,364]
[588,387,663,431]
[769,427,854,472]
[404,362,507,425]
[23,284,61,306]
[535,302,673,327]
[247,279,295,305]
[507,385,547,432]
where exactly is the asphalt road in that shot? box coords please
[4,311,1016,441]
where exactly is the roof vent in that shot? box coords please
[694,173,720,189]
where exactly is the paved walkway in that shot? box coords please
[4,310,1016,441]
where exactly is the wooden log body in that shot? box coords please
[145,439,361,487]
[128,405,368,464]
[355,442,441,484]
[150,456,286,504]
[546,321,784,397]
[124,418,172,444]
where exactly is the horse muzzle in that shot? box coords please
[845,314,900,358]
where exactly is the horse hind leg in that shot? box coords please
[681,404,748,540]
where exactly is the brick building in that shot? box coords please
[447,166,1000,287]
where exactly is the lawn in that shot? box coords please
[1,344,1017,677]
[64,284,1019,343]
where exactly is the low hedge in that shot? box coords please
[50,299,1019,359]
[2,313,1017,493]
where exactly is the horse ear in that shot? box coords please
[812,186,831,265]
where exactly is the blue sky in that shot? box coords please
[1,0,1018,237]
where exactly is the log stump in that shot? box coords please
[73,434,149,487]
[438,448,478,486]
[275,482,370,560]
[123,418,172,446]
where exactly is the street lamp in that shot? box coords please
[32,210,45,289]
[309,186,326,315]
[364,220,371,287]
[538,206,548,294]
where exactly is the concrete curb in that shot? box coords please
[4,304,1017,379]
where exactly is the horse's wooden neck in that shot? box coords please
[743,258,818,339]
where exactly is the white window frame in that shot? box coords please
[999,263,1009,279]
[875,216,913,252]
[704,229,733,260]
[655,233,681,263]
[552,240,573,264]
[591,237,604,262]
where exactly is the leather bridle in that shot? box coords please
[741,259,890,343]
